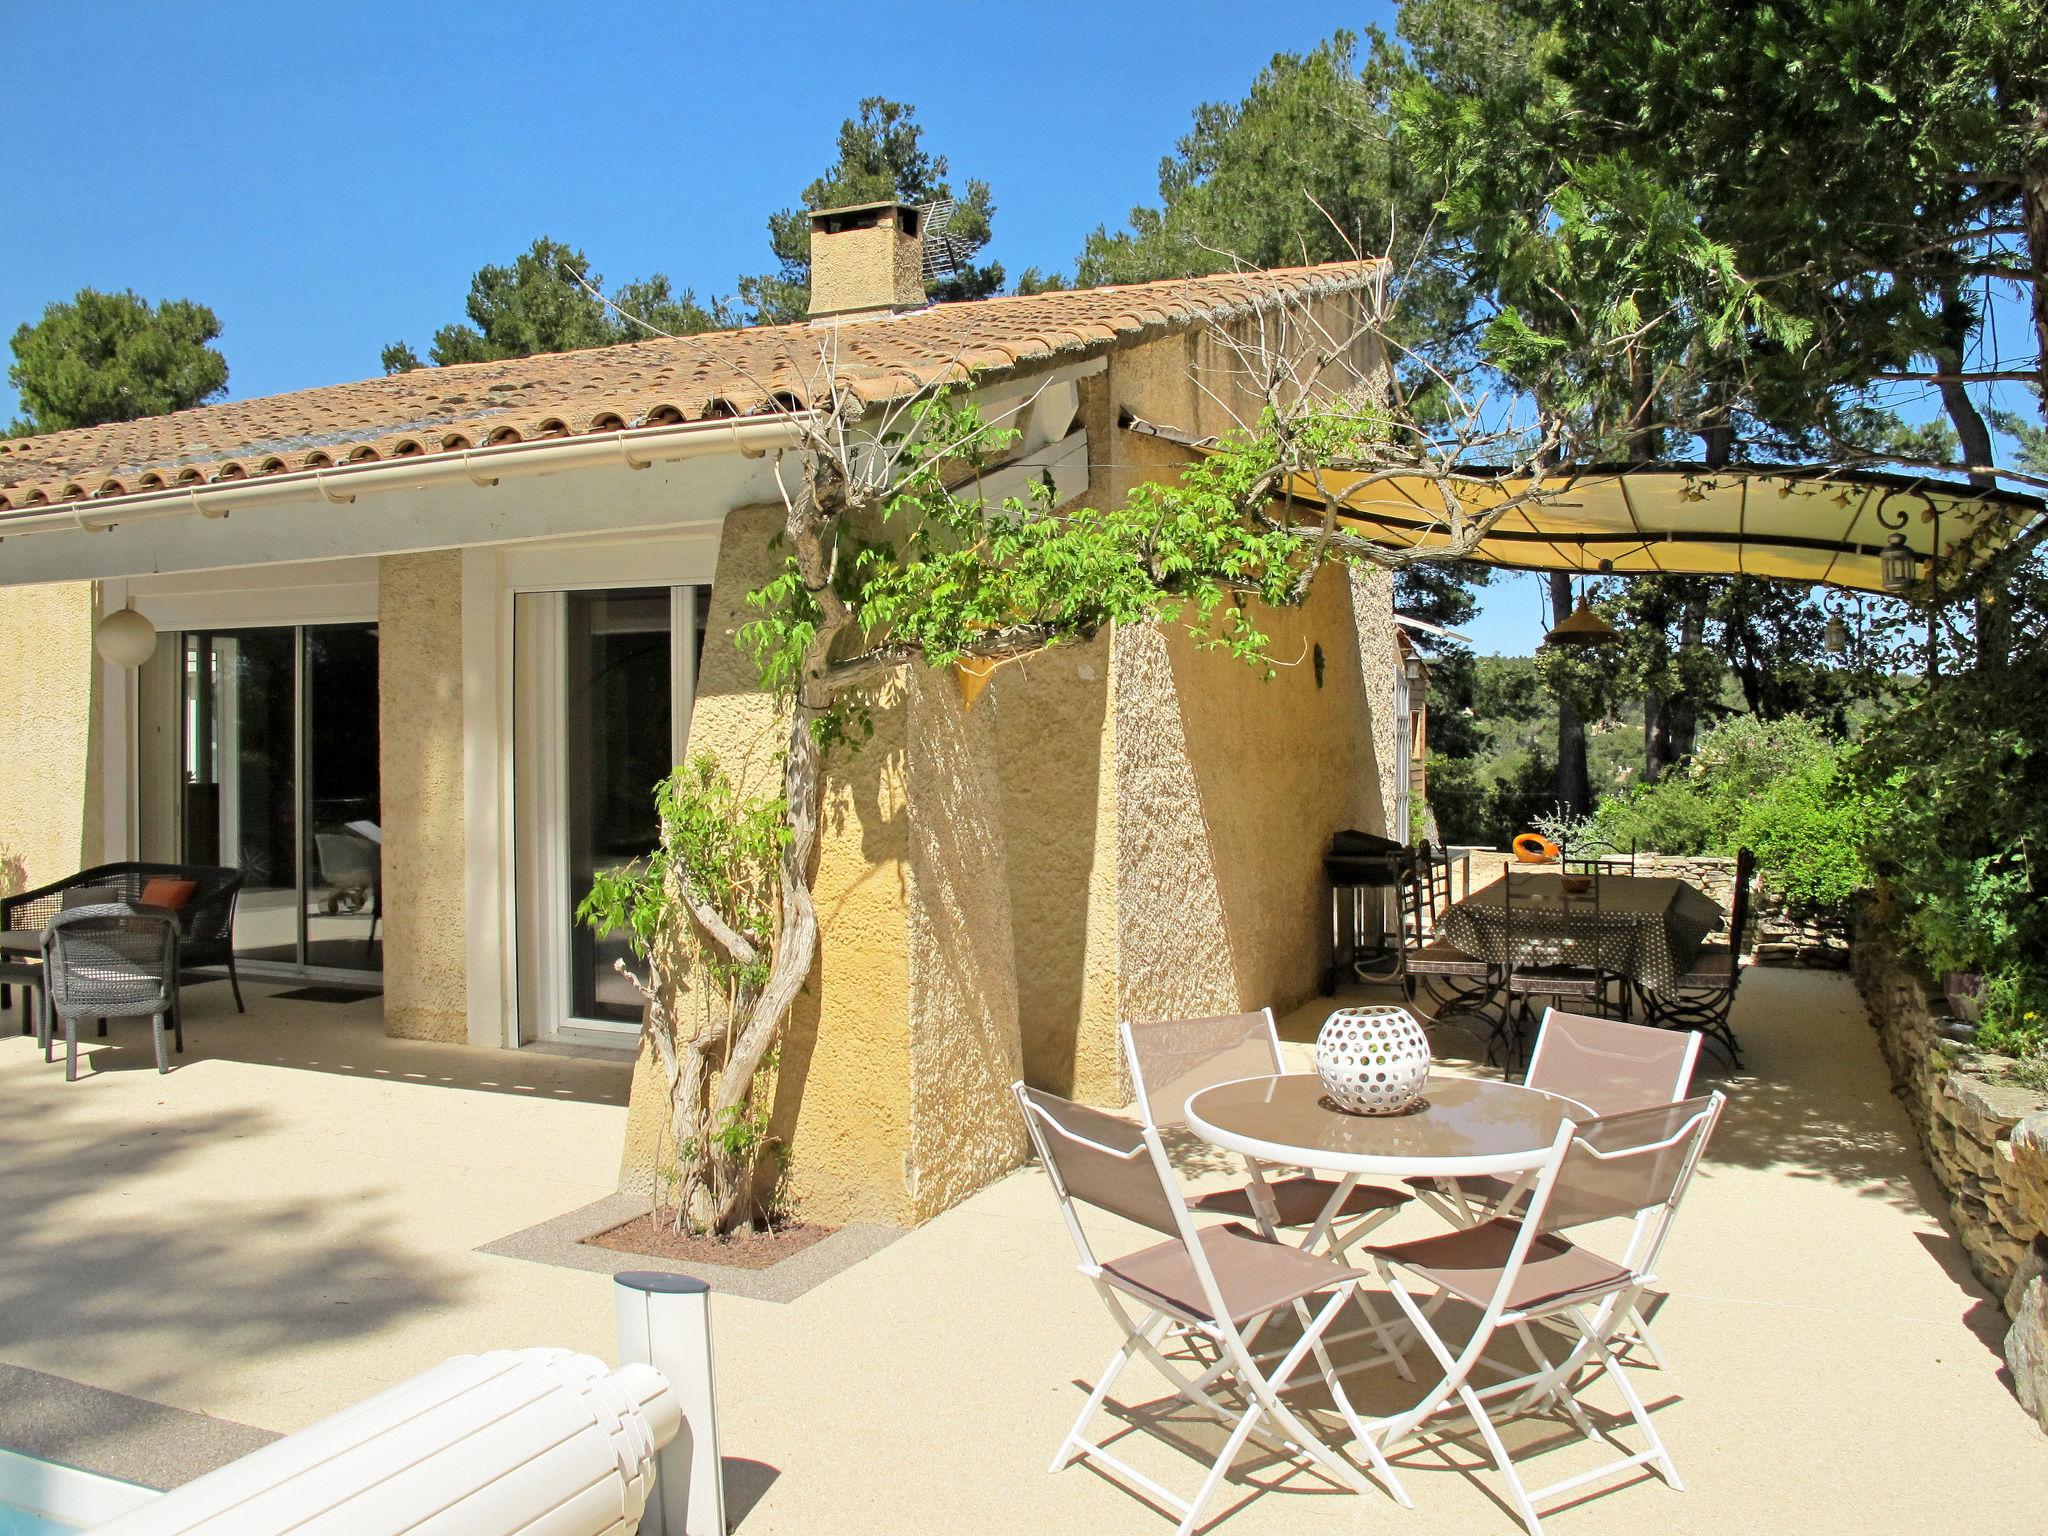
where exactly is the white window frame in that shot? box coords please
[464,530,721,1051]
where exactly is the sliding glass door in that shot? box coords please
[178,623,382,977]
[515,586,705,1040]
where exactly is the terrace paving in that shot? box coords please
[1,968,2042,1533]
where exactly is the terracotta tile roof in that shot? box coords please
[0,262,1378,513]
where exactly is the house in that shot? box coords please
[0,209,1409,1224]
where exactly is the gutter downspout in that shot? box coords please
[0,415,813,541]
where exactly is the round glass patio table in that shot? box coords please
[1185,1072,1588,1180]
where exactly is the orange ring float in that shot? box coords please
[1512,832,1559,863]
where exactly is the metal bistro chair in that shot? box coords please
[41,904,182,1082]
[1399,843,1498,1031]
[1405,1007,1705,1367]
[1561,838,1636,877]
[1014,1082,1410,1534]
[1368,1094,1726,1536]
[1639,847,1754,1065]
[1469,873,1636,1075]
[1121,1011,1412,1257]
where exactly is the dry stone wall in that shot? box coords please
[1852,931,2048,1431]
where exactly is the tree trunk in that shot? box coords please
[1549,571,1592,816]
[1665,596,1706,760]
[1626,338,1656,463]
[2021,107,2048,409]
[1932,293,2009,670]
[1642,687,1669,784]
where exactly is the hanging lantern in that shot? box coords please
[954,655,1001,710]
[1823,613,1849,655]
[1879,532,1920,595]
[94,605,157,668]
[1543,596,1621,647]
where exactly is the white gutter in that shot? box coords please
[0,414,813,540]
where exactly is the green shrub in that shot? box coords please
[1590,713,1876,914]
[1844,552,2048,1059]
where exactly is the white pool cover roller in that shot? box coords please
[86,1348,680,1536]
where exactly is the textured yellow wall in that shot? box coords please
[1111,566,1389,1025]
[1096,312,1396,1031]
[378,552,470,1042]
[618,506,1026,1228]
[0,582,97,894]
[903,663,1026,1218]
[989,631,1120,1100]
[615,294,1393,1217]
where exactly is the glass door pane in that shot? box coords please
[303,624,382,972]
[182,628,298,965]
[565,589,672,1024]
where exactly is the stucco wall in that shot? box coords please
[903,663,1026,1218]
[1093,313,1397,1037]
[378,552,469,1042]
[0,581,98,894]
[618,506,1026,1228]
[1111,564,1389,1025]
[990,632,1120,1100]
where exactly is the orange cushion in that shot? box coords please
[139,877,199,912]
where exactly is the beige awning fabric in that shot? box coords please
[1278,463,2045,593]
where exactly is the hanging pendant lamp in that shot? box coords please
[1544,596,1621,647]
[1542,550,1622,649]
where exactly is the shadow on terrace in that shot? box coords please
[0,1092,466,1410]
[6,978,631,1107]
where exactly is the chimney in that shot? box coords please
[807,200,927,321]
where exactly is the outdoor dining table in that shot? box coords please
[1437,872,1724,995]
[1184,1072,1589,1242]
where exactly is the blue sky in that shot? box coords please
[4,1,2023,658]
[0,0,1390,408]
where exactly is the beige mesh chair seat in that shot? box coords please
[1368,1095,1726,1536]
[1371,1218,1632,1313]
[1104,1222,1370,1326]
[1014,1083,1411,1534]
[1122,1010,1411,1256]
[1193,1175,1405,1228]
[1406,938,1492,975]
[1407,1008,1704,1367]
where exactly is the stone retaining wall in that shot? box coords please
[1852,931,2048,1430]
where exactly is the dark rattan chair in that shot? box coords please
[42,904,181,1080]
[3,862,245,1017]
[1640,847,1753,1065]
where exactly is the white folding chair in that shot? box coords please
[1013,1081,1411,1534]
[1367,1093,1725,1536]
[1121,1010,1411,1257]
[1408,1007,1704,1367]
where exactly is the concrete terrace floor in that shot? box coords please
[2,969,2045,1534]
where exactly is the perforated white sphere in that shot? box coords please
[1315,1006,1431,1116]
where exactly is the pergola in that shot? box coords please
[1276,462,2045,593]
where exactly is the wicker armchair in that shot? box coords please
[42,904,182,1080]
[2,862,245,1014]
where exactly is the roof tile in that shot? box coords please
[0,263,1377,512]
